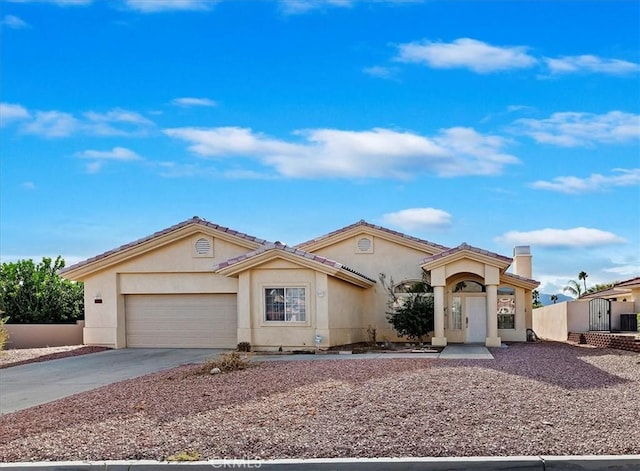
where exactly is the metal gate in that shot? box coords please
[589,298,611,331]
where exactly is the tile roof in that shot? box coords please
[61,216,267,274]
[213,241,377,284]
[421,242,512,265]
[295,219,449,251]
[502,271,540,286]
[615,276,640,288]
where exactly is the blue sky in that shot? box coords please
[1,0,638,295]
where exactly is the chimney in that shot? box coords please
[513,246,532,279]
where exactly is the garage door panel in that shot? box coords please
[125,294,237,348]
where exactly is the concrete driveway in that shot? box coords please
[0,348,225,415]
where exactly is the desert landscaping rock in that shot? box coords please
[0,342,638,462]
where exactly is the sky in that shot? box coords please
[1,0,639,296]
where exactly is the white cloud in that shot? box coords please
[123,0,217,12]
[278,0,421,14]
[1,14,30,29]
[278,0,355,14]
[76,146,141,160]
[171,97,218,107]
[530,168,640,193]
[22,110,80,137]
[514,111,640,147]
[83,108,155,136]
[7,104,155,137]
[496,228,626,248]
[0,102,31,125]
[76,147,142,173]
[164,125,519,179]
[382,208,452,231]
[362,66,398,79]
[545,55,640,76]
[604,264,640,276]
[22,181,36,190]
[395,38,536,73]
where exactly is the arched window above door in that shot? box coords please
[452,280,486,293]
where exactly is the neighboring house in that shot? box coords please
[581,277,640,306]
[61,217,539,350]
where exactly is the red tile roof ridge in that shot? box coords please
[61,216,267,274]
[213,242,376,283]
[294,219,449,250]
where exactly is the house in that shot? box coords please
[580,277,640,306]
[61,217,539,350]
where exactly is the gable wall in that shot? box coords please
[327,277,367,345]
[310,234,434,341]
[80,231,254,348]
[245,267,319,349]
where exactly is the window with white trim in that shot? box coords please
[497,286,516,329]
[451,296,463,330]
[265,287,306,322]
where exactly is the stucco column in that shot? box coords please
[314,272,330,347]
[485,283,501,347]
[431,285,447,346]
[236,272,252,344]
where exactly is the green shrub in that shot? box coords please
[0,316,9,351]
[237,341,251,352]
[0,257,84,324]
[198,351,252,375]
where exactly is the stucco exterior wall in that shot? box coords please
[5,321,85,349]
[311,235,431,341]
[532,302,569,341]
[327,276,367,346]
[498,286,527,342]
[81,232,252,348]
[533,300,637,341]
[611,301,637,331]
[245,265,318,350]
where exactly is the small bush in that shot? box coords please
[198,351,252,375]
[0,316,9,351]
[237,341,251,352]
[167,450,201,462]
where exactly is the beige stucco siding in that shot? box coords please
[327,277,367,346]
[498,286,527,342]
[81,232,252,348]
[246,267,318,350]
[310,235,432,341]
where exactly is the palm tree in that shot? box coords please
[563,279,583,299]
[578,271,588,292]
[550,294,558,304]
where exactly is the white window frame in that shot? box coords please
[497,286,516,330]
[263,286,309,324]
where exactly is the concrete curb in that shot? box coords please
[2,456,640,470]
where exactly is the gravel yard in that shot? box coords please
[0,346,109,369]
[0,342,638,461]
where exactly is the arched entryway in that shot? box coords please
[448,276,487,344]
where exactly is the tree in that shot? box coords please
[562,279,583,299]
[578,271,588,292]
[0,257,84,324]
[586,282,619,295]
[550,294,559,304]
[532,289,543,309]
[380,273,434,343]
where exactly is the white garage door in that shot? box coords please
[125,294,237,348]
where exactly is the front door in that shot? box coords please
[465,296,486,343]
